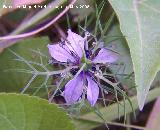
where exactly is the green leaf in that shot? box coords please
[0,93,75,130]
[106,23,135,89]
[0,37,50,96]
[108,0,160,110]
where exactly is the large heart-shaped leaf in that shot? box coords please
[108,0,160,110]
[0,37,50,96]
[0,93,75,130]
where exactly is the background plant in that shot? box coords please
[0,0,160,130]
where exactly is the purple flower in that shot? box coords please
[48,29,118,106]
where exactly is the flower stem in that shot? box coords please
[38,66,78,76]
[74,63,86,78]
[95,73,118,87]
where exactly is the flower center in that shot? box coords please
[81,56,91,65]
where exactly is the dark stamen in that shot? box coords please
[70,68,79,75]
[66,40,79,57]
[49,58,68,65]
[59,40,66,48]
[67,59,72,64]
[85,50,90,58]
[58,41,77,63]
[92,66,96,72]
[61,38,80,61]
